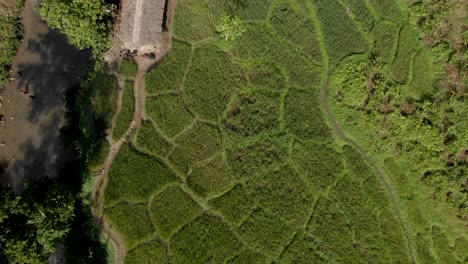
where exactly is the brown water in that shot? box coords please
[0,0,90,188]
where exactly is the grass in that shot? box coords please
[245,61,286,91]
[145,40,192,95]
[226,248,267,264]
[169,121,222,174]
[149,185,203,240]
[170,213,243,263]
[390,24,419,83]
[184,44,244,122]
[279,231,327,263]
[341,0,376,31]
[104,144,179,205]
[135,119,172,158]
[118,59,137,80]
[406,48,435,100]
[125,240,168,264]
[369,0,402,24]
[104,201,154,249]
[371,20,399,63]
[112,80,134,141]
[208,184,256,226]
[145,93,194,138]
[187,154,232,198]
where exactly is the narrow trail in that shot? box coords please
[321,73,415,263]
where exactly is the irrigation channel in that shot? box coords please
[0,0,90,187]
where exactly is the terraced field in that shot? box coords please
[102,0,467,263]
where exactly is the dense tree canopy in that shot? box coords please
[38,0,112,56]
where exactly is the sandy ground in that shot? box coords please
[0,0,90,188]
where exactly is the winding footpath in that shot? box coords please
[321,73,415,263]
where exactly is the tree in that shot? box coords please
[38,0,112,56]
[216,14,246,41]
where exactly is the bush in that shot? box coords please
[208,184,256,226]
[184,44,244,122]
[292,140,343,192]
[0,2,22,88]
[170,213,243,263]
[104,144,179,205]
[145,93,194,138]
[125,240,169,264]
[269,0,322,63]
[113,80,134,141]
[119,59,137,80]
[135,119,172,158]
[187,154,232,198]
[145,40,192,95]
[390,24,419,83]
[284,87,330,139]
[149,185,202,239]
[104,201,154,249]
[226,135,289,180]
[311,0,369,64]
[169,121,223,174]
[224,90,280,139]
[237,208,295,257]
[247,165,314,225]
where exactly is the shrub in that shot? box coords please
[406,48,435,100]
[149,185,202,239]
[390,24,419,83]
[104,201,154,249]
[184,44,244,122]
[224,90,280,139]
[311,0,369,64]
[280,231,328,263]
[226,135,289,180]
[104,144,179,205]
[113,80,134,141]
[291,140,344,192]
[284,87,330,139]
[135,119,172,158]
[119,59,137,80]
[237,208,295,257]
[91,73,118,127]
[145,93,194,138]
[269,0,322,63]
[245,61,287,91]
[370,0,402,24]
[208,184,256,226]
[342,0,376,31]
[170,213,243,263]
[169,121,223,174]
[187,154,232,198]
[247,165,314,225]
[125,240,169,264]
[145,41,192,95]
[371,20,399,64]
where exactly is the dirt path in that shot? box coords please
[321,73,415,263]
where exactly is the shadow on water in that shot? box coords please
[1,14,91,187]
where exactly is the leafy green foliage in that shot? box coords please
[280,231,327,263]
[226,248,267,264]
[245,62,286,91]
[208,184,256,226]
[104,201,154,249]
[0,1,22,88]
[0,183,74,263]
[135,120,172,158]
[390,24,419,83]
[187,154,232,198]
[145,40,192,95]
[342,0,376,31]
[216,14,246,41]
[170,214,243,263]
[39,0,111,55]
[370,0,402,24]
[113,80,135,141]
[119,59,137,80]
[145,93,194,138]
[125,240,169,264]
[406,48,435,100]
[149,185,202,239]
[371,20,398,63]
[104,145,179,205]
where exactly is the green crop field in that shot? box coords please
[102,0,467,263]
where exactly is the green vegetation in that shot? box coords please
[118,59,138,81]
[149,185,202,239]
[39,0,112,56]
[216,14,246,41]
[101,0,467,262]
[0,0,23,88]
[113,80,134,141]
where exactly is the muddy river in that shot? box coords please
[0,0,90,187]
